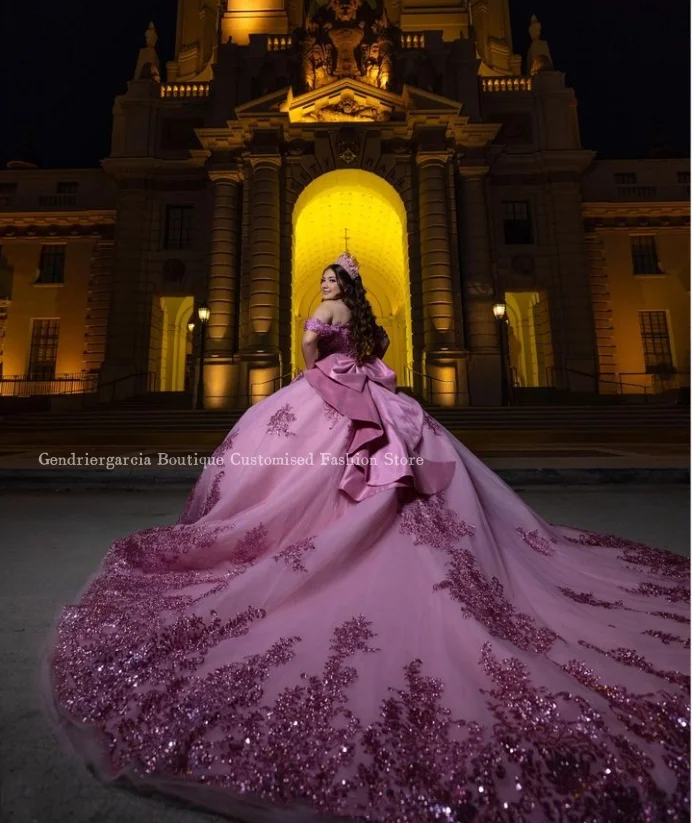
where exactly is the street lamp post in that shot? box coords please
[492,301,512,407]
[186,321,195,396]
[195,301,210,410]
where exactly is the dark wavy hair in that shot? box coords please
[326,263,379,365]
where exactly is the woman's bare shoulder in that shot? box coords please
[305,303,333,327]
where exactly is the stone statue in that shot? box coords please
[527,14,553,74]
[300,0,395,92]
[326,0,361,23]
[134,21,161,82]
[302,26,334,91]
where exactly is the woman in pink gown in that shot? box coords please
[41,252,689,823]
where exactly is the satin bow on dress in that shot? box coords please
[304,343,456,501]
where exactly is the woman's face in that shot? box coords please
[321,268,341,300]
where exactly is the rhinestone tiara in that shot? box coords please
[335,252,360,279]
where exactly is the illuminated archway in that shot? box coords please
[158,295,194,391]
[292,169,412,385]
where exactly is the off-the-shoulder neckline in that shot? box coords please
[307,318,352,328]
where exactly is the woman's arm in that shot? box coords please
[374,326,390,358]
[301,304,333,369]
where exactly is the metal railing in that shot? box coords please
[249,369,300,405]
[617,370,690,403]
[547,366,650,401]
[405,363,458,405]
[0,372,98,397]
[95,371,159,406]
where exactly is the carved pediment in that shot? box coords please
[281,78,402,123]
[228,78,499,149]
[280,78,466,124]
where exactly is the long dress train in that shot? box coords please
[40,318,690,823]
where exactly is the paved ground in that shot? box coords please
[1,486,689,823]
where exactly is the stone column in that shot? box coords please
[240,154,282,404]
[416,151,469,406]
[457,166,502,406]
[204,171,243,408]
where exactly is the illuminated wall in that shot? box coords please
[1,240,94,378]
[291,169,412,385]
[596,229,690,393]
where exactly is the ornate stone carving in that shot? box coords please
[304,92,389,122]
[465,281,495,298]
[336,128,361,164]
[301,0,396,91]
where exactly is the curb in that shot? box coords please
[0,467,687,490]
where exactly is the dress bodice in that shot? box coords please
[303,318,357,359]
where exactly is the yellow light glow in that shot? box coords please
[292,169,412,385]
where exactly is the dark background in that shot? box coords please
[1,0,688,168]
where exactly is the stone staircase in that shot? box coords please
[0,391,688,435]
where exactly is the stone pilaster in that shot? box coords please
[416,151,469,406]
[546,180,599,391]
[457,166,503,406]
[100,188,153,399]
[240,154,282,404]
[0,301,8,379]
[204,171,243,408]
[83,240,114,375]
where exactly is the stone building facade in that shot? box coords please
[0,0,689,408]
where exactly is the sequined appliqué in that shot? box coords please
[423,413,444,437]
[398,492,476,551]
[323,400,343,430]
[558,587,628,610]
[110,521,236,573]
[231,523,269,565]
[434,548,560,653]
[515,526,558,556]
[619,582,690,603]
[213,430,238,462]
[274,536,317,572]
[578,640,690,689]
[642,630,690,648]
[266,403,297,437]
[201,469,225,517]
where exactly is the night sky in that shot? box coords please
[1,0,688,169]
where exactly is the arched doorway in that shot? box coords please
[292,169,412,385]
[155,295,195,391]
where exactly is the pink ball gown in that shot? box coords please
[41,318,690,823]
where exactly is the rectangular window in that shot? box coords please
[27,319,60,379]
[37,244,66,283]
[164,204,194,250]
[502,201,533,245]
[0,182,17,206]
[56,181,79,194]
[638,311,673,372]
[630,235,661,275]
[614,172,637,185]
